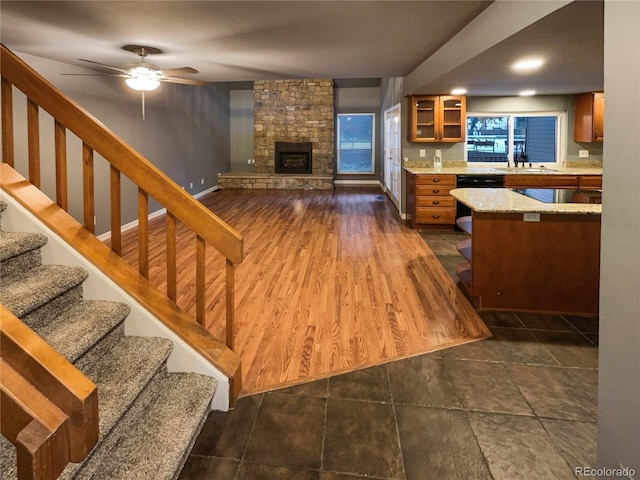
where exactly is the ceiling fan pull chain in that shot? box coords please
[142,90,146,120]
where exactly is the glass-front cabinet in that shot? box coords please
[407,95,466,143]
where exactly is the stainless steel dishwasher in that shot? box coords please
[455,174,505,220]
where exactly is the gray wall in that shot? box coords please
[597,0,640,475]
[9,52,232,235]
[230,89,254,172]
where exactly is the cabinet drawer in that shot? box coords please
[416,175,456,187]
[416,196,456,207]
[579,175,602,190]
[415,208,455,224]
[416,185,454,196]
[504,175,579,188]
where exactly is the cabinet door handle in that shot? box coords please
[432,215,440,219]
[433,178,440,183]
[432,201,440,205]
[432,189,440,193]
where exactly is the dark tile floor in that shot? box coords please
[179,231,598,480]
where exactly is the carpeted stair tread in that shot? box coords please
[0,231,47,261]
[75,336,174,439]
[35,300,131,364]
[0,264,88,317]
[66,372,216,480]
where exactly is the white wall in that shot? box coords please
[597,0,640,475]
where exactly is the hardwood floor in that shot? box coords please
[117,187,490,395]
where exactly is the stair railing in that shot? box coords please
[0,45,243,350]
[1,305,99,480]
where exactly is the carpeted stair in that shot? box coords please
[0,200,216,480]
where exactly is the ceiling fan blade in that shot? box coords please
[78,58,129,74]
[159,67,199,76]
[61,73,127,77]
[160,77,208,86]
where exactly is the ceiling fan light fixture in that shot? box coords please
[126,66,161,91]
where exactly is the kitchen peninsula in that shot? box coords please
[449,187,601,314]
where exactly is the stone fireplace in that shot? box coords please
[218,78,335,190]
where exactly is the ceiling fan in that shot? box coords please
[64,45,207,118]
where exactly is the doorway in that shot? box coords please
[383,104,402,210]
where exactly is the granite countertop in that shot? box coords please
[450,188,602,215]
[403,166,603,175]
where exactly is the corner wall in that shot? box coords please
[597,0,640,475]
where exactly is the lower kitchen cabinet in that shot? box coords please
[406,173,456,229]
[503,174,579,188]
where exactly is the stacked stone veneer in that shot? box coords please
[253,79,335,177]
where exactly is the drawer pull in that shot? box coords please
[432,190,440,193]
[432,201,440,205]
[433,178,441,183]
[432,215,440,219]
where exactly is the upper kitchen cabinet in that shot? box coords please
[574,92,604,142]
[407,95,466,143]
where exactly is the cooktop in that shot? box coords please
[512,188,602,204]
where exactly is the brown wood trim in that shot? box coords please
[26,98,40,189]
[1,45,243,265]
[1,305,98,463]
[225,259,235,351]
[1,77,14,167]
[110,165,121,256]
[54,120,68,210]
[196,235,206,327]
[82,143,95,234]
[1,164,242,394]
[1,361,70,480]
[138,188,149,278]
[166,211,177,302]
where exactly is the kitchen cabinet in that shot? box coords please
[407,95,466,143]
[574,92,604,142]
[406,173,456,228]
[503,175,579,188]
[578,175,602,190]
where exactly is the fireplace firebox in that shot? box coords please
[275,142,312,174]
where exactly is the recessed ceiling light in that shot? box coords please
[513,58,545,71]
[451,88,467,95]
[519,90,536,96]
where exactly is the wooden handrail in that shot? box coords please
[1,305,99,479]
[0,44,243,348]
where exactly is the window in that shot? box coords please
[466,113,561,165]
[337,113,375,174]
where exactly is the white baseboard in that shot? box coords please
[97,185,219,242]
[334,179,383,188]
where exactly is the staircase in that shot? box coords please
[0,199,216,480]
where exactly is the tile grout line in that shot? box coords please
[385,363,409,480]
[232,393,265,480]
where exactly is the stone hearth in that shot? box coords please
[217,172,333,190]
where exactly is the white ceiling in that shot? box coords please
[0,0,603,96]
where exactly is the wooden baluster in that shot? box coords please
[138,188,149,278]
[195,235,206,326]
[110,165,121,255]
[54,120,68,210]
[166,212,177,302]
[82,143,95,233]
[27,98,40,188]
[1,77,14,167]
[226,259,236,350]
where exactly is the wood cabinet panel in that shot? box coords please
[406,173,456,229]
[407,95,466,143]
[578,175,602,190]
[574,92,604,142]
[503,175,579,188]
